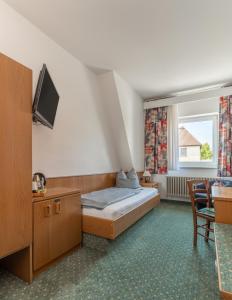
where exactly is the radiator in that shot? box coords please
[166,176,218,201]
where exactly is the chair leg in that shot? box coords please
[193,216,197,246]
[205,220,210,242]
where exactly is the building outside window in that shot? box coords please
[178,114,218,168]
[180,147,187,158]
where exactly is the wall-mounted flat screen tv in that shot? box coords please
[33,64,59,129]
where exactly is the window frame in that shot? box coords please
[178,113,218,169]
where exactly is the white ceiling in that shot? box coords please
[4,0,232,98]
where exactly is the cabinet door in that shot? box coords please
[50,194,81,260]
[33,200,52,271]
[0,54,32,258]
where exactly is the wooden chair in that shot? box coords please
[187,179,215,246]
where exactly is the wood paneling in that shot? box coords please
[47,173,117,193]
[82,195,160,239]
[46,171,144,194]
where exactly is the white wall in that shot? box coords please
[0,0,143,177]
[145,87,232,109]
[0,0,144,177]
[113,72,144,171]
[178,97,219,117]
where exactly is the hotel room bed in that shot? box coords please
[82,187,160,239]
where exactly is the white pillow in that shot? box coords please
[116,168,141,189]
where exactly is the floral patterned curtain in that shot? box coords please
[145,107,168,174]
[218,96,232,176]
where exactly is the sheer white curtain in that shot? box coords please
[167,104,179,171]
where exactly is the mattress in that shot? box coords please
[82,187,158,220]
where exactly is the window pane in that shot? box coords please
[179,119,213,162]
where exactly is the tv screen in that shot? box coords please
[33,64,59,129]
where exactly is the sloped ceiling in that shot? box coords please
[98,71,133,170]
[4,0,232,98]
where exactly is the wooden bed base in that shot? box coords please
[82,194,160,239]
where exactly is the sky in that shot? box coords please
[179,120,213,149]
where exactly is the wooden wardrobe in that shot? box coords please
[0,53,32,282]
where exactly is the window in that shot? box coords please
[178,114,218,168]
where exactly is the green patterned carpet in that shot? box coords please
[0,201,219,300]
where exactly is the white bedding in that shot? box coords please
[82,187,158,220]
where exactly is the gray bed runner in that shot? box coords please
[81,187,141,209]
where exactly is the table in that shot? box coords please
[212,186,232,224]
[212,186,232,300]
[140,181,159,189]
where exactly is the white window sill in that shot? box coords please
[179,164,217,169]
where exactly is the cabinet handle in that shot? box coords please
[55,202,61,214]
[54,199,61,214]
[44,205,51,217]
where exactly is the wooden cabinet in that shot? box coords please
[33,188,81,271]
[0,54,32,282]
[0,53,32,259]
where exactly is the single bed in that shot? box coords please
[82,187,160,239]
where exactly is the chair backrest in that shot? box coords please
[187,179,211,212]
